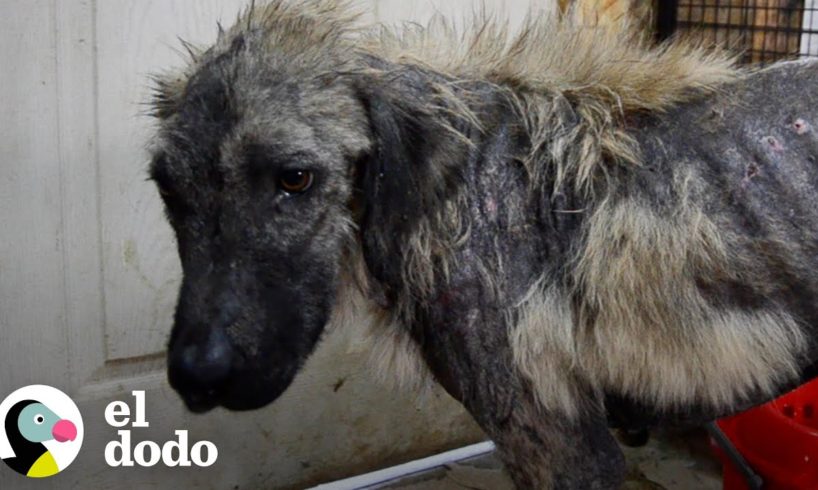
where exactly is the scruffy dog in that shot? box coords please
[149,1,818,487]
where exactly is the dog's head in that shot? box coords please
[150,4,461,412]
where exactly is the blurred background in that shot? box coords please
[1,0,818,488]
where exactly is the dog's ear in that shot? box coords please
[354,68,467,298]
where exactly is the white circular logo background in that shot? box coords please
[0,385,84,477]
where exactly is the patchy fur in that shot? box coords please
[151,2,818,487]
[360,7,739,193]
[352,4,795,418]
[152,0,803,413]
[156,2,739,191]
[351,4,805,418]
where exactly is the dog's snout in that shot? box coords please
[168,326,233,412]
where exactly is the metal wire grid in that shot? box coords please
[658,1,818,65]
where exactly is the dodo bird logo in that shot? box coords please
[0,385,83,478]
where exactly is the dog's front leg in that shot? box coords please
[415,288,625,489]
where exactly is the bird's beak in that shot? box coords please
[52,419,77,442]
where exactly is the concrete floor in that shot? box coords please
[380,429,723,490]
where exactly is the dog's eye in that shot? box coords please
[278,170,313,194]
[157,185,173,199]
[151,171,175,199]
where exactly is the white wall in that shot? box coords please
[0,1,545,488]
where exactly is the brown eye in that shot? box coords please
[278,169,313,194]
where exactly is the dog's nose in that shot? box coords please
[168,327,233,412]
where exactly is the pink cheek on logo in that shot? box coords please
[52,419,77,442]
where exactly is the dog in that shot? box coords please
[149,1,818,487]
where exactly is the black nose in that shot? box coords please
[168,327,233,412]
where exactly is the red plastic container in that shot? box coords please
[715,378,818,490]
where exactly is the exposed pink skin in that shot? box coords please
[52,419,77,442]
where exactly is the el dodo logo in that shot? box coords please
[0,385,82,478]
[104,391,217,468]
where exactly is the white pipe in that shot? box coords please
[309,441,497,490]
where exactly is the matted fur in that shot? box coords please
[512,196,807,416]
[573,185,806,413]
[360,7,739,193]
[509,283,589,416]
[513,168,806,416]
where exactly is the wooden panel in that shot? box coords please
[95,0,247,361]
[54,0,106,391]
[0,0,69,393]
